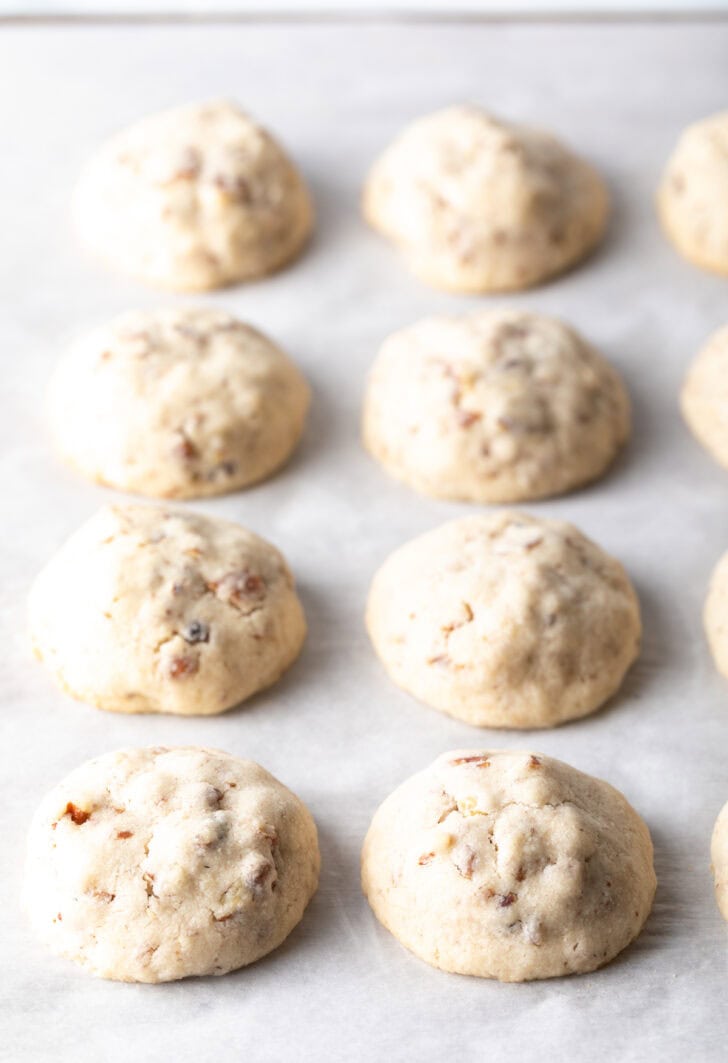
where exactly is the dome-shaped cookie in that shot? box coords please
[658,111,728,274]
[48,307,310,499]
[366,511,640,728]
[363,309,629,503]
[681,324,728,470]
[363,105,609,293]
[28,505,306,716]
[361,749,655,981]
[24,747,320,981]
[711,800,728,920]
[74,100,313,290]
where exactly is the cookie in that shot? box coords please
[704,548,728,682]
[74,100,313,290]
[366,511,640,728]
[363,309,629,503]
[658,111,728,274]
[711,800,728,920]
[361,749,655,981]
[24,747,320,982]
[28,504,306,715]
[363,105,608,293]
[681,324,728,471]
[48,307,310,499]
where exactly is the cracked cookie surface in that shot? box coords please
[48,306,310,499]
[363,309,629,503]
[363,105,608,293]
[28,504,306,715]
[24,746,320,982]
[366,511,640,728]
[74,99,313,290]
[658,111,728,275]
[361,749,655,981]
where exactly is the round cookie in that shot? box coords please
[48,306,310,499]
[28,504,306,716]
[74,100,313,290]
[658,111,728,275]
[681,324,728,471]
[363,104,609,293]
[24,747,320,982]
[366,511,640,728]
[361,749,655,981]
[363,309,629,503]
[704,548,728,681]
[711,800,728,920]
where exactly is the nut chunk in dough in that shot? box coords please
[366,511,640,728]
[28,504,306,716]
[658,111,728,275]
[74,100,313,290]
[363,309,629,503]
[361,749,655,981]
[48,306,310,499]
[24,747,320,981]
[363,105,609,292]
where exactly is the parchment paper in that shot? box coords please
[1,18,728,1062]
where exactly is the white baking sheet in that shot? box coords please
[1,17,728,1063]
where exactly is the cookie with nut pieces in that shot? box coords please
[24,746,320,981]
[363,309,629,503]
[74,99,313,290]
[366,511,640,728]
[363,104,608,292]
[361,749,655,981]
[28,504,306,715]
[48,306,310,499]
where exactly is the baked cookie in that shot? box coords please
[681,324,728,470]
[363,309,629,503]
[74,100,313,290]
[658,111,728,274]
[48,306,310,499]
[28,504,306,715]
[24,747,320,982]
[361,749,655,981]
[366,511,640,728]
[363,105,608,293]
[704,548,728,682]
[711,800,728,920]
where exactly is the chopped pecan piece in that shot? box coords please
[117,830,134,840]
[498,892,517,908]
[168,655,199,679]
[450,755,490,768]
[65,802,90,825]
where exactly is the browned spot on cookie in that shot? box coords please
[117,830,134,840]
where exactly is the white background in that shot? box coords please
[2,12,728,1063]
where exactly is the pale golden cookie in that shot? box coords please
[48,306,310,499]
[362,749,655,981]
[363,309,629,502]
[366,511,640,728]
[363,105,608,292]
[28,505,306,716]
[25,747,320,982]
[75,100,313,290]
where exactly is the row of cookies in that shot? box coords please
[46,301,728,504]
[27,744,658,984]
[74,98,728,295]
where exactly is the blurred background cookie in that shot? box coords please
[363,104,608,292]
[74,100,313,290]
